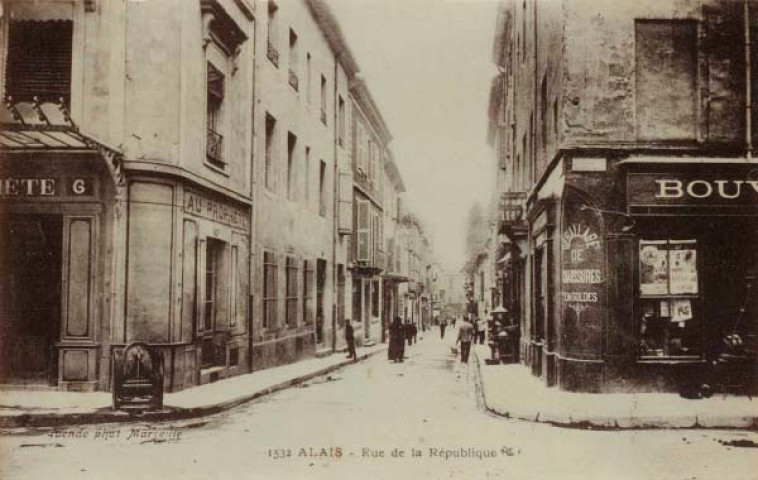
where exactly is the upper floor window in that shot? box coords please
[267,1,280,67]
[338,96,346,147]
[287,131,297,200]
[319,160,327,217]
[288,28,299,91]
[206,62,226,168]
[320,75,327,125]
[635,20,698,141]
[265,113,277,190]
[5,19,73,104]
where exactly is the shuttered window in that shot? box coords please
[356,199,370,262]
[5,20,73,104]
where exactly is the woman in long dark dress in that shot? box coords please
[389,317,405,362]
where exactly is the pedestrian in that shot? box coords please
[477,316,487,344]
[389,316,405,363]
[452,315,457,328]
[405,320,413,346]
[345,319,357,362]
[456,317,475,363]
[411,322,418,344]
[440,317,447,339]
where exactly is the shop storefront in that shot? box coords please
[0,116,123,391]
[532,157,758,393]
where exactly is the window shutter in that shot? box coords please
[6,20,73,103]
[338,169,353,234]
[357,199,370,262]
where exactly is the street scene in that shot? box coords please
[1,0,758,478]
[2,330,757,480]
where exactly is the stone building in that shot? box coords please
[489,0,758,392]
[347,79,392,346]
[0,0,255,390]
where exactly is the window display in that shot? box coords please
[638,240,701,359]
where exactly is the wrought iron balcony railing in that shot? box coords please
[206,128,224,166]
[267,42,279,67]
[288,70,299,91]
[499,191,527,224]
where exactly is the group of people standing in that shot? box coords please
[388,317,419,363]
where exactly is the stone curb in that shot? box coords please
[472,349,758,431]
[0,347,386,429]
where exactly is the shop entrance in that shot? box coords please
[0,215,62,385]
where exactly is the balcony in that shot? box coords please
[288,70,299,91]
[267,42,279,67]
[499,191,527,237]
[206,128,224,166]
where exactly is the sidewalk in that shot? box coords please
[473,345,758,430]
[0,344,386,429]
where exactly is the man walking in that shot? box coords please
[440,317,447,339]
[345,319,357,362]
[456,317,475,364]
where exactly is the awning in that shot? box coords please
[0,99,125,189]
[382,273,411,284]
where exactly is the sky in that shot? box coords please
[328,0,499,272]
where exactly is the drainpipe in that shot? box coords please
[331,52,340,352]
[745,0,753,160]
[248,15,259,372]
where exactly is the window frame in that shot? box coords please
[263,251,278,329]
[285,256,298,328]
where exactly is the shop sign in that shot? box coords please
[184,190,249,230]
[628,172,758,207]
[560,200,605,322]
[0,177,93,197]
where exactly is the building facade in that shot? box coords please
[489,0,758,392]
[0,0,437,394]
[0,0,255,391]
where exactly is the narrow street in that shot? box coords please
[2,330,757,480]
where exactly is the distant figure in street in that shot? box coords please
[405,320,413,346]
[451,315,457,328]
[411,322,418,344]
[345,319,357,362]
[440,318,447,339]
[389,317,405,363]
[477,317,487,344]
[456,317,476,363]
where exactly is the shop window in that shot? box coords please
[638,240,701,358]
[206,62,225,168]
[337,264,346,326]
[285,257,298,328]
[263,251,278,329]
[5,19,73,104]
[303,260,313,325]
[201,239,225,368]
[372,280,380,317]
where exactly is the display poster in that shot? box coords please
[669,243,698,294]
[640,241,668,295]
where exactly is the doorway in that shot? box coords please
[0,215,62,385]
